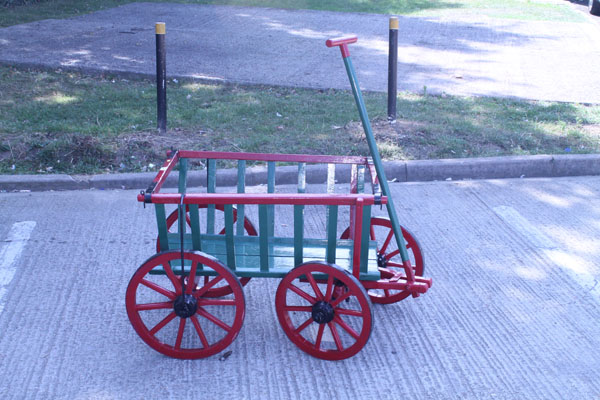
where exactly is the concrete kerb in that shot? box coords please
[1,154,599,192]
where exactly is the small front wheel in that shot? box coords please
[341,217,425,304]
[275,262,373,360]
[126,250,245,359]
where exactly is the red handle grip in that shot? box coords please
[326,36,358,58]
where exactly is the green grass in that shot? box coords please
[0,0,584,28]
[1,66,599,174]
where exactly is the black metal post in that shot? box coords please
[156,22,167,134]
[387,17,398,123]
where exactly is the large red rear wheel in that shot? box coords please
[157,205,257,297]
[275,262,372,360]
[341,217,424,304]
[126,250,245,359]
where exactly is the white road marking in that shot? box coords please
[0,221,36,313]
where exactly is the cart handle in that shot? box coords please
[326,36,357,58]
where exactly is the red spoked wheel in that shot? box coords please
[158,205,257,297]
[275,262,373,360]
[126,250,245,359]
[341,217,425,304]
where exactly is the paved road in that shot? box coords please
[2,2,600,103]
[1,177,599,399]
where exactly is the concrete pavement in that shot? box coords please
[0,177,599,399]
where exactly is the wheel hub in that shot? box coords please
[312,301,335,324]
[173,294,198,318]
[377,252,388,268]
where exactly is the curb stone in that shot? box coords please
[1,154,599,192]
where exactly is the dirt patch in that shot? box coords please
[0,129,214,173]
[342,118,436,159]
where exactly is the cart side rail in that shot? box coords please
[177,150,369,165]
[139,192,385,206]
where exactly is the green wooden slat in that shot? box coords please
[350,164,357,193]
[236,160,246,236]
[206,159,216,234]
[189,204,202,251]
[294,162,305,266]
[326,163,337,264]
[178,158,188,194]
[326,206,338,264]
[224,204,236,270]
[360,205,372,275]
[267,161,275,237]
[357,164,365,194]
[294,205,304,266]
[155,203,169,251]
[258,204,269,272]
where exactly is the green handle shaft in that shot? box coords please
[342,57,411,264]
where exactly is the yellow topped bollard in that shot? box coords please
[388,17,398,123]
[155,23,167,133]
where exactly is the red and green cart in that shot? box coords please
[126,37,432,360]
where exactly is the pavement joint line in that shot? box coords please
[0,154,599,192]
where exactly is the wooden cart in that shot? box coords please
[126,37,432,360]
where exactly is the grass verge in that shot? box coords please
[1,66,599,175]
[0,0,583,28]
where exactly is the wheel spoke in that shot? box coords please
[193,275,224,298]
[335,307,364,317]
[283,305,313,313]
[386,261,404,268]
[314,323,326,350]
[175,318,186,350]
[305,272,323,301]
[197,299,238,306]
[324,275,334,302]
[141,279,176,299]
[197,308,232,332]
[162,262,183,295]
[330,290,352,308]
[288,283,317,304]
[380,229,395,254]
[136,301,173,311]
[191,315,210,349]
[384,249,400,261]
[149,312,177,336]
[185,261,198,295]
[328,322,344,351]
[334,315,360,340]
[294,316,314,334]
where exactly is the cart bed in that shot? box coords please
[152,234,381,280]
